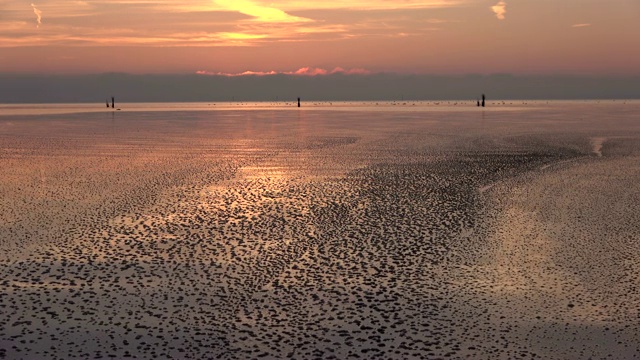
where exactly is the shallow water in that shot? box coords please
[1,101,639,359]
[3,99,636,116]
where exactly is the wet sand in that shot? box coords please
[1,101,639,359]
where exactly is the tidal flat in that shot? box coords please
[1,101,639,359]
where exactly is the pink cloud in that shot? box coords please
[333,67,370,75]
[196,70,278,76]
[196,67,371,77]
[288,67,329,76]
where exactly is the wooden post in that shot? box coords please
[297,97,301,107]
[481,94,485,107]
[111,97,115,108]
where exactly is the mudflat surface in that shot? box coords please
[1,102,639,359]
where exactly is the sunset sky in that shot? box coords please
[1,0,639,75]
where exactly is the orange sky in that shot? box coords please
[1,0,639,75]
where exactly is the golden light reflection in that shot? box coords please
[241,166,287,181]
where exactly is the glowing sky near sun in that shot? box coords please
[1,0,639,75]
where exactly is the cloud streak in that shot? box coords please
[31,3,42,28]
[259,1,465,11]
[572,23,591,28]
[491,1,507,20]
[196,67,371,77]
[214,0,311,23]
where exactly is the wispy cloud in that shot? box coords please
[491,1,507,20]
[572,23,591,28]
[196,67,371,77]
[196,70,278,76]
[262,1,465,11]
[31,3,42,28]
[291,67,371,76]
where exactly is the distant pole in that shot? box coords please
[106,99,109,108]
[297,97,301,108]
[111,96,115,109]
[477,99,480,107]
[482,94,485,107]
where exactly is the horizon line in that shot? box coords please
[2,71,640,78]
